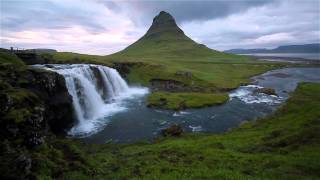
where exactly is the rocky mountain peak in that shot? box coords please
[145,11,184,37]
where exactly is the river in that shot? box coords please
[81,67,320,143]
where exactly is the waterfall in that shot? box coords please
[35,64,148,136]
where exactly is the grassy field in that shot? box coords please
[31,82,320,179]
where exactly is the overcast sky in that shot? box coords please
[1,0,319,55]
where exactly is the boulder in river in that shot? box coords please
[161,124,183,137]
[268,73,291,78]
[254,88,277,96]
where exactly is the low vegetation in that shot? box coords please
[28,82,320,179]
[147,92,228,110]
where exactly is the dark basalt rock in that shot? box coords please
[149,78,216,93]
[0,93,13,114]
[0,65,75,142]
[0,64,74,179]
[161,124,183,137]
[0,91,47,148]
[112,62,143,78]
[150,79,187,92]
[0,141,33,179]
[28,69,75,134]
[254,88,277,96]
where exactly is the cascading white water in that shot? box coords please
[34,64,148,136]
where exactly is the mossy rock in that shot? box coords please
[147,92,229,110]
[161,124,183,137]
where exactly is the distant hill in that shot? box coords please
[224,43,320,54]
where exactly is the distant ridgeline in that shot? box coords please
[224,43,320,54]
[7,47,57,53]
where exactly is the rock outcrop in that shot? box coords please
[28,69,74,134]
[150,78,215,92]
[150,79,187,92]
[0,64,75,146]
[112,62,140,77]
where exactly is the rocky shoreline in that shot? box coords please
[252,55,320,64]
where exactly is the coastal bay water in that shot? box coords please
[81,67,320,143]
[240,53,320,60]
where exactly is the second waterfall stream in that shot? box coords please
[35,64,148,136]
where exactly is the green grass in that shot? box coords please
[30,82,320,179]
[0,50,25,66]
[40,50,284,108]
[147,92,229,110]
[22,19,289,109]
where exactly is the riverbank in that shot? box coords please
[28,82,320,179]
[1,47,320,179]
[246,54,320,64]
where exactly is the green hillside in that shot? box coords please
[28,11,285,109]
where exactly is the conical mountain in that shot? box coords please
[144,11,185,39]
[115,11,226,59]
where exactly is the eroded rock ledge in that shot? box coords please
[0,65,74,148]
[150,78,217,92]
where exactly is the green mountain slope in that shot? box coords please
[114,11,233,59]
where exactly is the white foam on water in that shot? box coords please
[229,85,282,105]
[189,125,203,132]
[173,111,191,117]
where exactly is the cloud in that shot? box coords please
[181,0,320,50]
[0,0,145,54]
[1,0,115,32]
[253,33,295,44]
[102,0,274,26]
[0,0,319,54]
